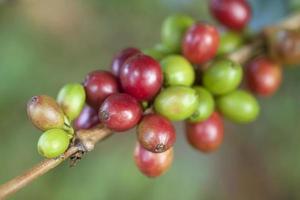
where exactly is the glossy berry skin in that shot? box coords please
[189,86,215,123]
[154,86,198,121]
[160,55,195,87]
[134,142,174,178]
[217,90,260,123]
[37,129,70,158]
[161,14,195,52]
[203,59,242,95]
[246,57,282,96]
[182,23,219,64]
[73,105,99,130]
[57,83,86,121]
[186,112,224,153]
[137,114,176,153]
[27,95,65,131]
[120,54,163,101]
[84,70,119,110]
[210,0,251,31]
[99,93,142,132]
[111,47,141,76]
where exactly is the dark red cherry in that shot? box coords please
[111,47,141,76]
[137,114,176,153]
[246,57,282,96]
[83,70,119,110]
[120,54,163,101]
[182,23,219,64]
[134,142,173,178]
[73,105,99,130]
[185,112,224,153]
[99,93,142,132]
[209,0,251,30]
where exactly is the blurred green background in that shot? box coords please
[1,0,300,199]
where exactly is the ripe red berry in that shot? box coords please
[120,54,163,101]
[209,0,251,31]
[185,112,224,153]
[246,57,282,96]
[137,114,176,153]
[134,142,173,178]
[84,70,119,110]
[99,93,142,132]
[73,105,99,130]
[182,23,219,64]
[111,47,141,76]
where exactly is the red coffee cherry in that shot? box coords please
[120,54,163,101]
[84,70,119,110]
[73,105,99,130]
[134,142,173,178]
[137,114,176,153]
[111,47,141,76]
[99,93,142,132]
[185,112,224,153]
[209,0,251,31]
[246,57,282,96]
[182,22,219,64]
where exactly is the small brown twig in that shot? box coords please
[0,12,299,200]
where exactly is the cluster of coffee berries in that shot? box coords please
[27,0,284,178]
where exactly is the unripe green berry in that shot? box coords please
[160,55,195,87]
[57,83,86,121]
[154,86,198,121]
[143,44,172,60]
[217,90,260,123]
[161,14,195,52]
[27,95,65,131]
[203,59,243,95]
[37,129,70,158]
[189,86,215,123]
[218,31,243,55]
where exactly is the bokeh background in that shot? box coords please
[1,0,300,199]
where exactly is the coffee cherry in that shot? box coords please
[57,83,86,121]
[218,31,243,55]
[111,47,141,76]
[137,114,176,153]
[210,0,251,31]
[134,142,173,178]
[143,44,171,60]
[73,105,99,130]
[27,95,65,131]
[217,90,260,123]
[160,55,195,87]
[99,93,142,132]
[161,14,195,52]
[182,22,219,64]
[120,54,163,101]
[37,129,70,158]
[186,112,224,153]
[189,86,215,123]
[203,59,242,95]
[154,86,198,121]
[84,70,119,110]
[246,57,282,96]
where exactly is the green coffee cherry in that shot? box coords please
[203,59,242,95]
[57,83,86,121]
[217,90,260,123]
[160,55,195,86]
[27,95,65,131]
[161,14,195,52]
[189,86,215,123]
[143,44,172,60]
[218,31,243,55]
[37,129,70,158]
[154,86,198,121]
